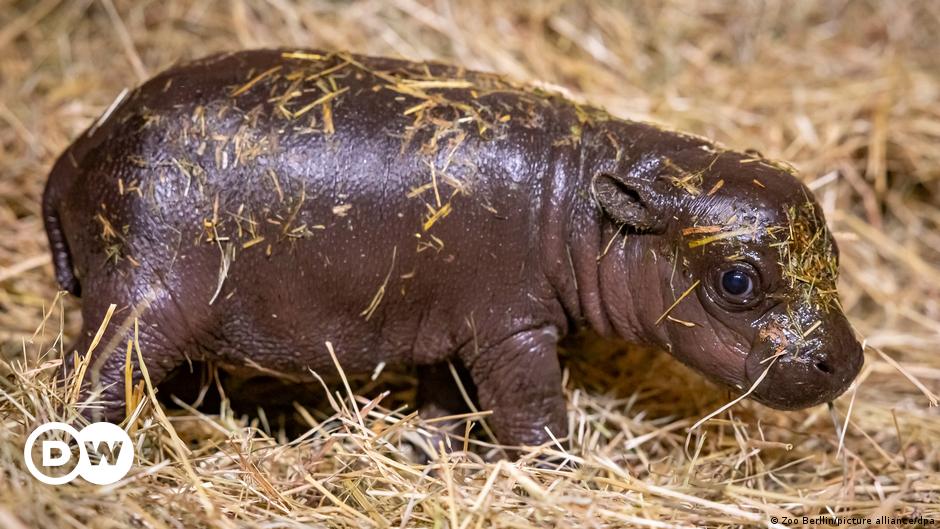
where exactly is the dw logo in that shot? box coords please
[24,422,134,485]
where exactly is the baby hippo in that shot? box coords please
[43,49,863,448]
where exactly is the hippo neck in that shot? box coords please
[540,117,667,344]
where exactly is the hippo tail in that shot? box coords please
[42,152,81,297]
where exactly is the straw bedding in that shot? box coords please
[1,1,938,527]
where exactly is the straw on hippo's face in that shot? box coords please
[594,147,863,409]
[684,199,863,409]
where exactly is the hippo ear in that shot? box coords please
[592,172,665,232]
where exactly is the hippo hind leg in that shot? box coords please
[62,271,210,422]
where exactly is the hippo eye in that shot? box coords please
[717,264,758,304]
[721,269,752,297]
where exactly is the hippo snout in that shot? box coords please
[745,312,863,410]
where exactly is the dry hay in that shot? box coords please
[774,201,840,311]
[2,1,940,528]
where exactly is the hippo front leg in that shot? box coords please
[462,327,567,450]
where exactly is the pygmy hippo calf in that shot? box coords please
[43,49,863,448]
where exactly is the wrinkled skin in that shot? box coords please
[43,49,863,449]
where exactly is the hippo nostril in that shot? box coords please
[814,360,833,375]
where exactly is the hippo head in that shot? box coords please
[593,139,863,409]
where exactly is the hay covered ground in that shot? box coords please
[1,0,939,527]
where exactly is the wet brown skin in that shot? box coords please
[43,49,862,449]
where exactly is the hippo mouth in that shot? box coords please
[744,328,864,410]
